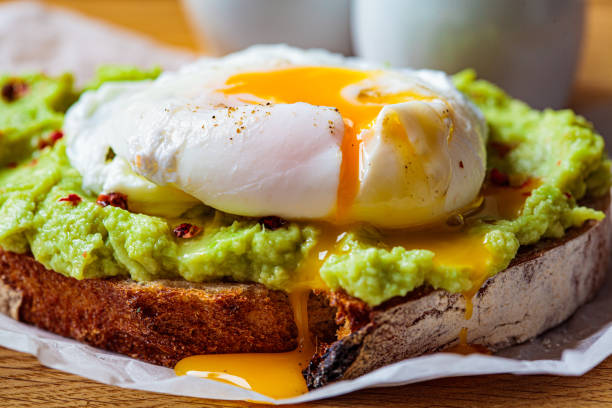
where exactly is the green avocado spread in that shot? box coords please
[0,67,609,306]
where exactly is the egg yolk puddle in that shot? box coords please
[175,289,314,400]
[175,231,334,400]
[178,68,541,396]
[175,179,538,398]
[220,66,436,220]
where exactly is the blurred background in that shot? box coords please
[1,0,611,152]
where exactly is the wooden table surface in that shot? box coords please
[1,0,612,407]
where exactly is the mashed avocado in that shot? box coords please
[0,142,316,286]
[0,73,75,166]
[0,69,609,306]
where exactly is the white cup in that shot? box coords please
[182,0,352,56]
[352,0,584,109]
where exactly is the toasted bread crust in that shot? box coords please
[0,251,298,367]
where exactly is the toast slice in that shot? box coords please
[306,192,612,387]
[0,253,298,366]
[0,192,610,389]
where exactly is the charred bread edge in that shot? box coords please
[305,192,612,389]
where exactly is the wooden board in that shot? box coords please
[1,0,612,406]
[1,346,612,407]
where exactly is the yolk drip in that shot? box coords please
[177,67,542,395]
[221,66,431,219]
[447,328,492,355]
[175,290,313,400]
[336,120,360,222]
[446,178,540,355]
[174,180,539,397]
[175,230,333,400]
[175,179,538,396]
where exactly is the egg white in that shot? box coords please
[64,45,487,227]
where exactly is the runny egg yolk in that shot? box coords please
[221,66,433,220]
[176,67,536,400]
[175,176,540,400]
[175,290,314,400]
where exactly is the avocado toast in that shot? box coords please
[0,49,610,397]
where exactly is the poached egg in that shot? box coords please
[64,45,487,228]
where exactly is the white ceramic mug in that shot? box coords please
[182,0,352,56]
[352,0,584,109]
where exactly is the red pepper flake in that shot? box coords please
[490,168,509,186]
[518,178,532,189]
[259,216,288,230]
[564,192,572,199]
[82,251,88,258]
[522,192,532,197]
[556,160,561,166]
[459,160,464,168]
[489,142,513,158]
[49,129,63,143]
[59,193,82,206]
[6,162,17,169]
[96,192,128,210]
[1,79,29,103]
[38,130,64,150]
[173,223,202,239]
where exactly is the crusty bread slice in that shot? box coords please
[0,253,298,366]
[305,192,612,388]
[0,192,610,390]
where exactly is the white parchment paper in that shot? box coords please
[0,1,611,404]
